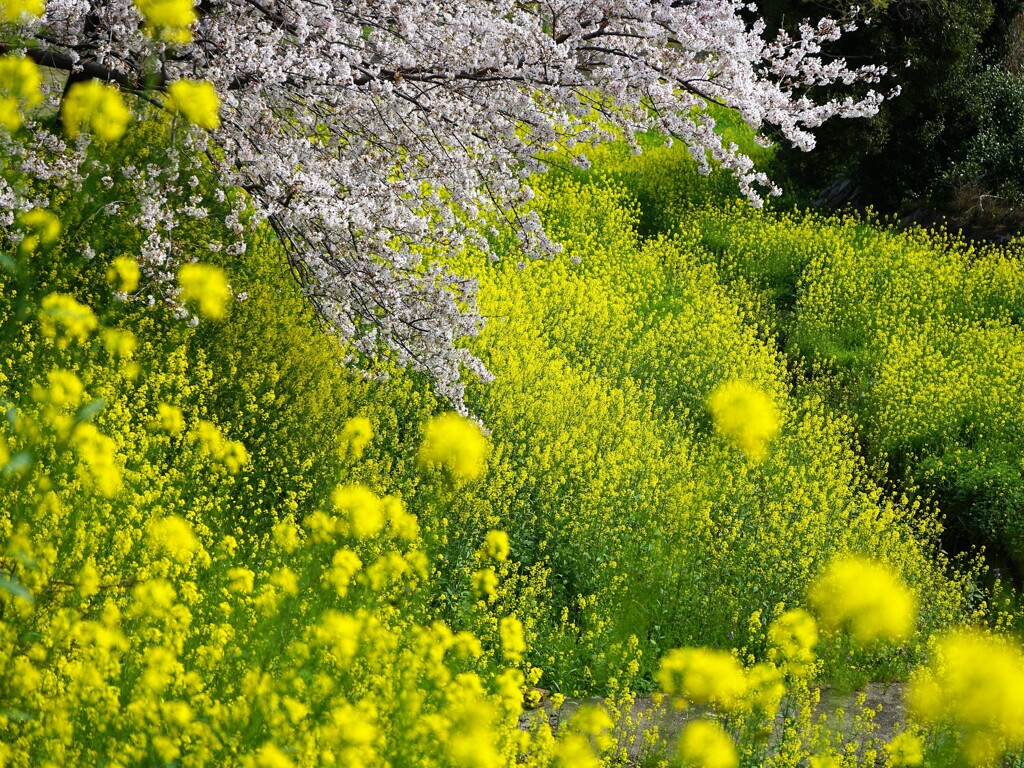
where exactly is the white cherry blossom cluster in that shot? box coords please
[8,0,888,408]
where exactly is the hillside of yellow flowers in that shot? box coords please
[2,44,1024,768]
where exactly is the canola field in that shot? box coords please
[2,56,1024,768]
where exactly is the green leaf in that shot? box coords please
[0,575,34,604]
[75,398,107,425]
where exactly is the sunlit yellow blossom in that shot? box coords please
[886,731,924,767]
[708,379,780,462]
[19,207,60,252]
[807,556,916,644]
[907,630,1024,766]
[383,495,419,540]
[0,0,43,22]
[272,518,300,552]
[255,742,294,768]
[500,616,526,663]
[77,561,101,599]
[326,548,362,596]
[482,529,510,562]
[178,262,231,319]
[316,611,361,666]
[332,484,385,539]
[34,368,83,407]
[130,578,176,618]
[744,662,785,717]
[227,566,255,594]
[156,402,185,435]
[148,515,199,563]
[166,79,221,129]
[102,328,138,358]
[417,412,489,481]
[39,292,97,345]
[472,568,498,599]
[553,733,601,768]
[494,668,525,714]
[657,647,748,712]
[808,755,840,768]
[569,704,615,752]
[72,422,121,496]
[62,80,131,142]
[0,434,8,468]
[0,55,42,130]
[134,0,196,43]
[678,720,738,768]
[768,608,818,676]
[107,256,141,293]
[340,415,374,459]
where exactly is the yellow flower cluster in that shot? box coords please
[417,412,489,481]
[134,0,197,43]
[62,81,131,142]
[340,415,373,459]
[38,292,98,345]
[166,79,221,130]
[18,207,60,252]
[178,262,231,319]
[907,630,1024,766]
[107,256,141,293]
[677,720,738,768]
[807,556,917,645]
[767,607,818,676]
[0,0,43,23]
[0,55,42,130]
[656,648,749,712]
[708,379,780,462]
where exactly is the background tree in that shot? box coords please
[3,0,885,405]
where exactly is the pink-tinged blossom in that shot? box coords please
[7,0,888,409]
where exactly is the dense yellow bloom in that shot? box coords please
[656,648,748,712]
[499,616,526,663]
[34,368,83,406]
[178,262,231,319]
[255,743,294,768]
[340,415,374,459]
[39,292,97,345]
[768,608,818,676]
[744,662,785,717]
[907,630,1024,766]
[148,515,199,563]
[0,0,43,23]
[19,207,60,252]
[678,720,738,768]
[102,328,138,359]
[708,380,780,462]
[0,55,42,130]
[156,402,185,435]
[886,731,924,767]
[62,80,131,142]
[417,412,489,481]
[807,556,916,644]
[471,568,498,599]
[107,256,141,293]
[332,484,385,539]
[165,79,221,129]
[553,733,601,768]
[71,422,121,496]
[326,548,362,596]
[227,566,255,594]
[134,0,197,43]
[482,529,510,562]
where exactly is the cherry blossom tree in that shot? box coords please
[2,1,888,407]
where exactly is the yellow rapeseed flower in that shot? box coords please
[677,720,738,768]
[767,608,818,676]
[0,0,43,23]
[106,256,140,293]
[708,380,781,462]
[886,731,924,767]
[907,630,1024,767]
[134,0,197,43]
[71,423,122,496]
[0,55,42,130]
[807,556,916,644]
[417,412,489,481]
[332,484,385,539]
[178,262,231,319]
[340,416,373,459]
[156,402,185,435]
[482,530,510,562]
[148,515,199,564]
[471,568,498,599]
[18,207,60,252]
[165,79,221,130]
[500,616,526,663]
[39,292,97,345]
[656,647,748,712]
[62,80,131,142]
